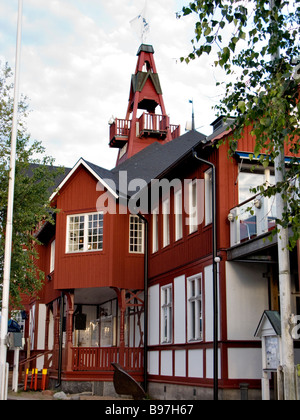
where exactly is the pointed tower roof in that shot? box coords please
[109,44,180,166]
[126,44,165,117]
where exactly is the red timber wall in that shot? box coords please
[146,137,262,391]
[146,125,300,391]
[233,124,298,156]
[214,123,300,251]
[52,165,144,291]
[35,240,60,305]
[148,145,238,282]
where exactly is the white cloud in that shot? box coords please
[1,0,223,169]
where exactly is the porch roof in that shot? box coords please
[74,287,117,305]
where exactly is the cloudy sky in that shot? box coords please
[0,0,224,170]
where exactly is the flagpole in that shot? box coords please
[0,0,23,401]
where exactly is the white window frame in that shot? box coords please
[162,199,170,248]
[66,212,104,253]
[174,188,183,241]
[50,240,55,273]
[152,208,159,253]
[161,284,173,344]
[189,179,198,234]
[205,169,213,226]
[187,274,203,342]
[129,215,144,254]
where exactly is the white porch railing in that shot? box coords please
[228,193,277,247]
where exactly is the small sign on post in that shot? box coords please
[255,311,282,400]
[7,332,24,393]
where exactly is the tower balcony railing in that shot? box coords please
[170,124,181,140]
[109,113,180,148]
[137,112,169,137]
[109,118,131,148]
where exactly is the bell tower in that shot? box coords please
[109,44,180,166]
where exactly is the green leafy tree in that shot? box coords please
[178,0,300,248]
[0,62,64,308]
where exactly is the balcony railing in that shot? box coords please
[109,113,180,148]
[137,113,169,136]
[109,119,131,148]
[228,194,277,247]
[170,124,181,140]
[72,347,143,372]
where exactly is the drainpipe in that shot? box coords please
[193,150,219,401]
[56,292,64,388]
[137,213,148,393]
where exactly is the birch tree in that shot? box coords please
[178,0,300,248]
[0,62,63,307]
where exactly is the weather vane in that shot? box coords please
[130,1,150,44]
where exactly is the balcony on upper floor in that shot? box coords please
[228,172,299,255]
[109,112,180,148]
[228,193,277,249]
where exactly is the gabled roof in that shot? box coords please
[49,130,207,203]
[254,310,281,338]
[49,158,119,201]
[132,71,162,95]
[112,130,207,194]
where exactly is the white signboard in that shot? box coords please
[265,336,280,370]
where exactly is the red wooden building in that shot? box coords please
[18,44,300,399]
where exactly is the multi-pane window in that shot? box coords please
[187,275,203,342]
[50,240,55,273]
[129,215,144,253]
[174,189,183,241]
[67,213,103,253]
[152,208,159,253]
[189,179,198,234]
[162,199,170,248]
[205,169,213,225]
[161,285,172,344]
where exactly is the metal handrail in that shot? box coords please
[19,349,53,366]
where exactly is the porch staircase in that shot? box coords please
[17,350,52,392]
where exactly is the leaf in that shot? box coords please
[204,27,212,36]
[229,42,236,53]
[203,45,212,54]
[222,47,230,63]
[182,7,192,16]
[238,101,246,113]
[239,31,246,41]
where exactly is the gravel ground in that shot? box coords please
[7,390,132,401]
